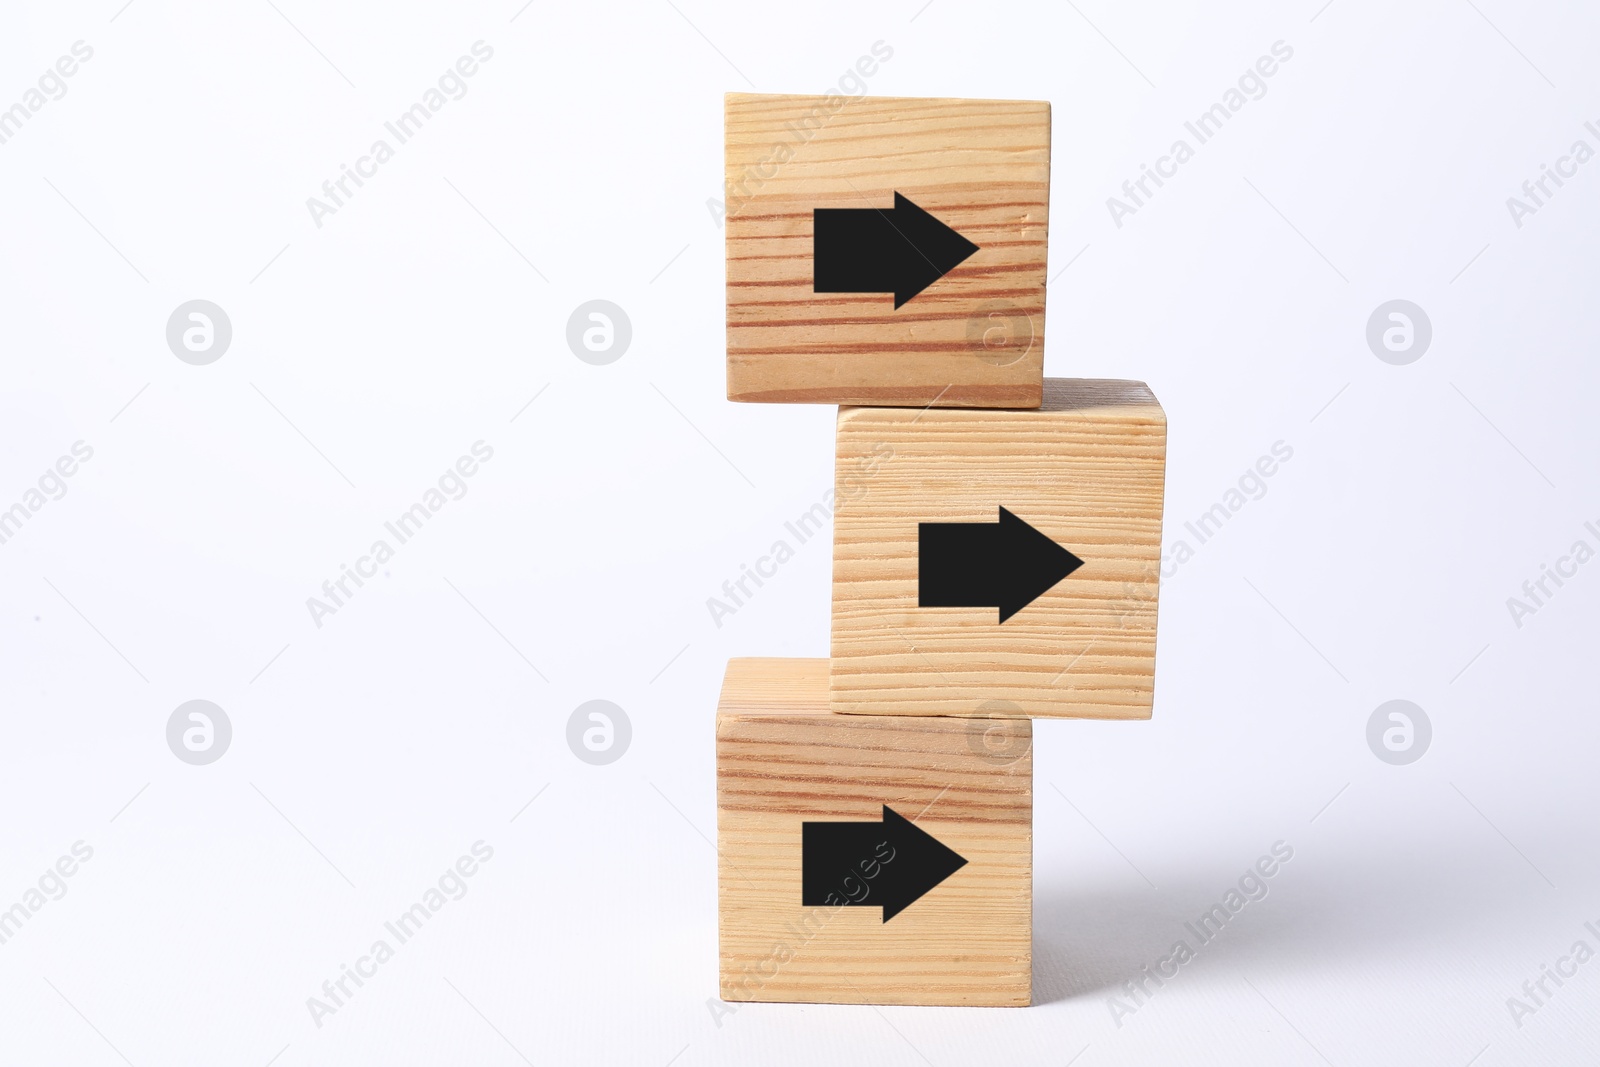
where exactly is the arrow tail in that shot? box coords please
[918,521,998,608]
[801,821,885,907]
[813,209,897,295]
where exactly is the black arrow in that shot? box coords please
[813,192,980,308]
[919,507,1084,623]
[802,805,967,922]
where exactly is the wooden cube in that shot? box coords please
[724,92,1050,408]
[716,658,1031,1006]
[831,379,1167,719]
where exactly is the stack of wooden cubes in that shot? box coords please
[717,93,1167,1007]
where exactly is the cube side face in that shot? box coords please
[725,93,1048,408]
[830,379,1167,719]
[716,659,1032,1006]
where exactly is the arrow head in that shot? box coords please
[889,193,979,308]
[994,507,1084,623]
[877,805,967,922]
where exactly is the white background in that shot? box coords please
[3,1,1598,1064]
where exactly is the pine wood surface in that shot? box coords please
[831,379,1168,719]
[717,657,1032,1006]
[725,93,1049,407]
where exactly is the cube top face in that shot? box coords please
[716,658,1032,1006]
[831,379,1167,719]
[725,93,1049,408]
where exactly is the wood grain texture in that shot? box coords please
[831,379,1167,719]
[725,93,1049,407]
[717,658,1031,1006]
